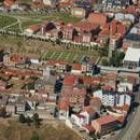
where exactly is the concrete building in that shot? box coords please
[123,47,140,68]
[91,115,120,136]
[93,90,131,107]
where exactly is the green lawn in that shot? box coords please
[42,51,97,64]
[0,15,17,29]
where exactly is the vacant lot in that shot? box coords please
[0,118,81,140]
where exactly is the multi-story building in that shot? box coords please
[91,115,120,136]
[93,90,131,107]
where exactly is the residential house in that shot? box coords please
[87,13,108,27]
[0,81,7,89]
[43,0,58,7]
[90,97,102,113]
[74,21,99,43]
[71,63,82,75]
[122,23,140,51]
[104,0,129,12]
[71,7,86,18]
[63,74,79,87]
[71,106,96,127]
[24,25,41,35]
[4,0,15,8]
[46,60,67,72]
[58,98,69,120]
[61,87,86,106]
[91,115,120,136]
[62,24,76,40]
[102,73,117,91]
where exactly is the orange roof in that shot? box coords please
[82,125,95,133]
[59,98,69,110]
[29,25,41,32]
[95,115,117,126]
[47,60,67,66]
[64,75,79,86]
[4,0,14,7]
[74,21,99,32]
[83,76,101,85]
[82,106,96,115]
[88,13,108,26]
[72,63,81,70]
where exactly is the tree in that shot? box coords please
[0,107,6,118]
[26,116,32,126]
[32,113,40,128]
[19,114,26,123]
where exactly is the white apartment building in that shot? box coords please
[93,90,131,107]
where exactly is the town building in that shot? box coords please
[91,115,121,136]
[123,47,140,68]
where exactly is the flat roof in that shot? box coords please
[124,47,140,62]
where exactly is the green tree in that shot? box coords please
[26,116,32,126]
[32,113,40,128]
[19,114,26,123]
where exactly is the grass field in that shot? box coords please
[0,15,17,29]
[0,12,81,32]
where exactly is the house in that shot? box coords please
[71,106,96,127]
[102,73,117,91]
[117,82,133,93]
[71,7,86,18]
[0,81,7,89]
[43,0,58,7]
[24,25,41,35]
[123,47,140,68]
[71,63,82,74]
[90,97,102,112]
[74,21,99,43]
[63,74,79,87]
[91,115,120,136]
[41,22,55,35]
[62,24,76,40]
[105,0,129,12]
[61,87,86,106]
[46,60,67,72]
[58,98,69,120]
[82,125,95,134]
[87,13,108,27]
[4,0,15,8]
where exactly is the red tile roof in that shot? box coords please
[3,68,42,77]
[74,21,99,32]
[88,13,108,26]
[83,76,101,85]
[4,0,14,7]
[29,25,41,32]
[64,75,79,86]
[59,98,69,110]
[82,106,96,115]
[72,63,81,70]
[62,87,86,96]
[47,60,67,66]
[82,125,95,133]
[95,115,117,126]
